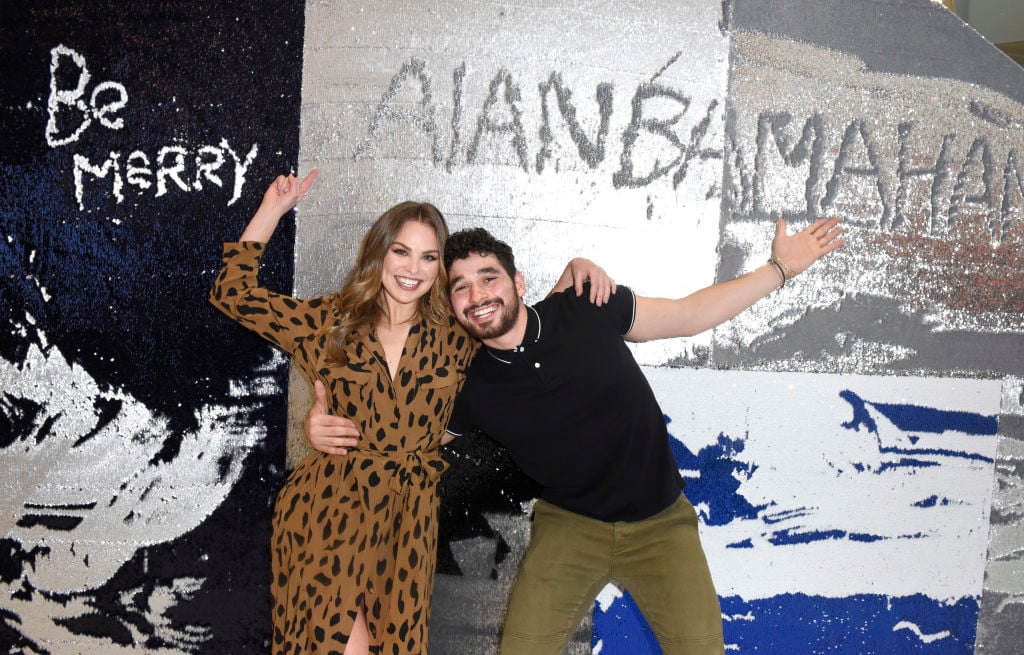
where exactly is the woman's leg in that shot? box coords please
[346,607,370,655]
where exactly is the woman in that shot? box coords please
[209,171,609,655]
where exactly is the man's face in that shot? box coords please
[447,252,525,342]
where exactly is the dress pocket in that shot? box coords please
[417,368,458,389]
[405,367,461,409]
[327,368,376,417]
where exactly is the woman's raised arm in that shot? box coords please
[239,169,319,242]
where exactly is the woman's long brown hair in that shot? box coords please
[325,201,450,365]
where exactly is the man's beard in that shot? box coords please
[461,296,520,341]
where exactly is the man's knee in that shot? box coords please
[655,633,725,655]
[498,628,572,655]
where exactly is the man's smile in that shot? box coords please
[467,300,502,321]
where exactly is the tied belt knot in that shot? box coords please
[352,447,447,494]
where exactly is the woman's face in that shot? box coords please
[379,220,441,311]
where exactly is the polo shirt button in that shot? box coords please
[534,362,541,368]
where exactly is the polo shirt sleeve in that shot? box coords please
[445,378,474,438]
[569,282,636,336]
[608,284,637,335]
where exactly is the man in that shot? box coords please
[309,217,844,654]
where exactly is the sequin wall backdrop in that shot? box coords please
[294,1,1023,654]
[2,0,1023,654]
[0,1,305,652]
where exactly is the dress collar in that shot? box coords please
[342,319,424,371]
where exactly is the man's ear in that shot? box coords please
[514,270,526,297]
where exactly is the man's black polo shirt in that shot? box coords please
[447,285,683,522]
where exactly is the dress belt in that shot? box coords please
[350,447,447,493]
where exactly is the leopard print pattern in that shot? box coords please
[210,241,476,655]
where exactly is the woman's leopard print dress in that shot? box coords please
[210,241,476,655]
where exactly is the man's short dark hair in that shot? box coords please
[444,228,516,277]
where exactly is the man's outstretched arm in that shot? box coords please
[626,217,844,342]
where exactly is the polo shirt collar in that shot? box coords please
[484,304,541,365]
